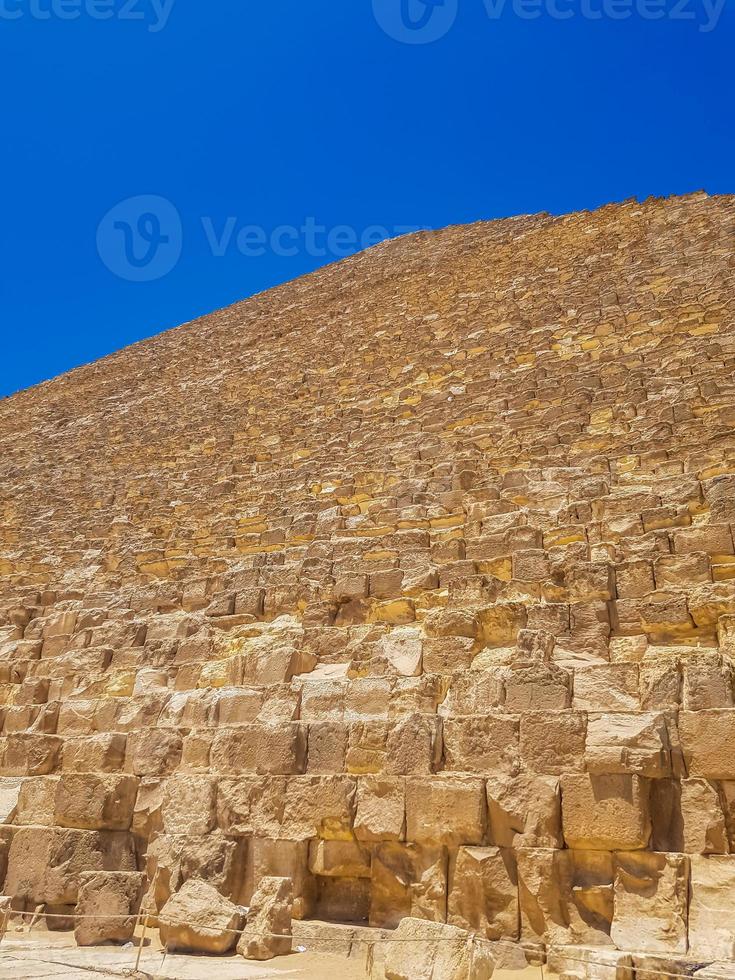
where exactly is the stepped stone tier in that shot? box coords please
[1,191,735,969]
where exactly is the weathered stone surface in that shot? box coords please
[561,775,651,851]
[2,193,735,964]
[611,852,689,954]
[237,875,293,960]
[688,855,735,959]
[158,878,243,954]
[447,845,519,939]
[74,871,145,946]
[383,917,494,980]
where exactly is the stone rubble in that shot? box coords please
[0,192,733,969]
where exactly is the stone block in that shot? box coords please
[486,774,562,848]
[162,773,216,835]
[74,871,145,946]
[159,878,242,954]
[679,710,735,778]
[238,875,293,960]
[442,713,519,774]
[611,851,688,954]
[688,854,735,959]
[447,845,519,940]
[354,776,405,842]
[561,775,651,851]
[405,776,485,845]
[370,842,447,928]
[54,773,138,831]
[520,710,587,774]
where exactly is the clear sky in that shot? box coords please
[1,0,732,396]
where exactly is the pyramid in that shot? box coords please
[1,191,735,971]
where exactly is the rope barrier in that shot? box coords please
[2,906,735,980]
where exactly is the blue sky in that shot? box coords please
[1,0,732,396]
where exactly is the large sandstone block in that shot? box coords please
[370,842,447,928]
[125,729,182,776]
[611,851,688,954]
[210,723,306,775]
[61,733,127,772]
[354,776,405,842]
[405,776,485,845]
[159,878,243,954]
[237,875,293,960]
[161,773,216,835]
[561,775,651,851]
[518,847,613,945]
[442,713,518,774]
[143,832,245,910]
[281,776,356,841]
[679,710,735,778]
[243,838,314,919]
[585,712,671,777]
[486,774,562,848]
[4,826,136,905]
[74,871,145,946]
[447,845,519,940]
[383,917,494,980]
[688,854,735,959]
[54,773,138,831]
[216,776,286,838]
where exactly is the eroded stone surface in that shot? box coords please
[0,193,735,962]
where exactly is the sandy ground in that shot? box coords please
[0,929,370,979]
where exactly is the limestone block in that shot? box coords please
[345,722,390,777]
[4,827,136,905]
[210,723,306,775]
[238,875,293,960]
[370,842,447,928]
[314,875,370,922]
[518,848,614,945]
[306,721,347,773]
[16,775,57,825]
[447,845,519,940]
[486,774,562,848]
[244,838,314,919]
[640,659,681,710]
[504,662,571,711]
[688,854,735,959]
[547,945,633,980]
[159,878,243,954]
[144,833,245,911]
[125,729,182,776]
[611,851,688,954]
[574,665,641,712]
[405,776,485,845]
[61,733,127,772]
[308,840,371,878]
[650,778,729,854]
[54,773,138,831]
[585,712,671,777]
[679,710,735,778]
[131,776,164,838]
[520,710,587,774]
[384,713,441,775]
[354,776,405,842]
[442,713,519,774]
[216,776,286,838]
[0,776,24,823]
[162,773,216,835]
[683,653,734,709]
[380,625,423,676]
[74,871,145,946]
[438,670,504,716]
[383,917,494,980]
[561,775,651,851]
[422,636,475,674]
[2,734,61,775]
[281,775,356,841]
